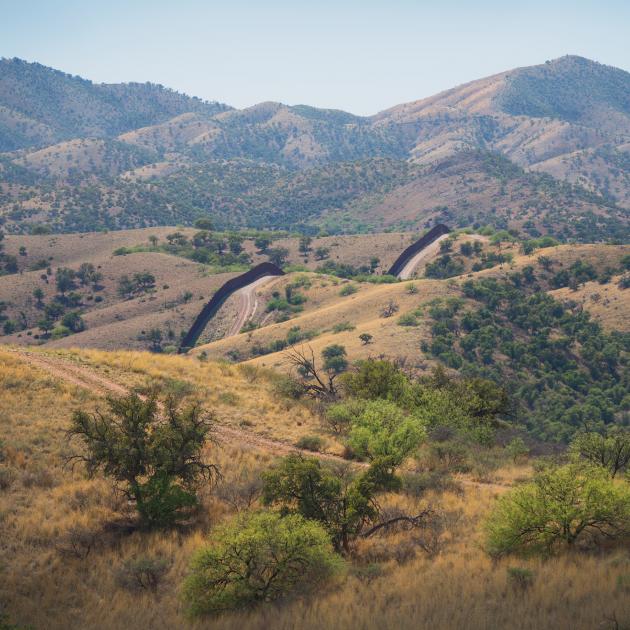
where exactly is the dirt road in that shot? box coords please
[7,347,509,491]
[226,275,278,337]
[6,347,352,465]
[397,234,450,279]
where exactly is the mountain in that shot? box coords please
[374,55,630,205]
[0,57,230,151]
[0,56,628,240]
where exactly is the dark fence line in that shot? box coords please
[179,262,285,352]
[387,224,451,277]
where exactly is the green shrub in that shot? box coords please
[332,321,355,333]
[68,394,218,529]
[296,435,326,452]
[322,344,348,374]
[570,429,630,478]
[183,512,342,616]
[272,375,305,400]
[339,283,358,296]
[506,437,529,463]
[340,359,409,401]
[346,399,426,463]
[262,453,384,552]
[51,325,71,339]
[485,464,630,556]
[326,399,366,434]
[397,312,419,326]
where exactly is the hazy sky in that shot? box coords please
[1,0,629,115]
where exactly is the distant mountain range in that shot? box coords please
[0,55,628,240]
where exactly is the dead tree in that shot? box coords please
[284,344,339,400]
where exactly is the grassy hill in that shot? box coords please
[191,240,629,443]
[1,341,630,628]
[0,227,426,350]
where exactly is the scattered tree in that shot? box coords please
[32,287,44,307]
[254,236,271,253]
[570,429,630,478]
[267,247,289,267]
[183,511,341,616]
[321,344,348,374]
[315,247,330,261]
[55,267,76,295]
[299,236,313,255]
[485,464,630,556]
[61,311,85,333]
[68,394,219,528]
[146,328,163,352]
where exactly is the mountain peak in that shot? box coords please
[498,54,630,121]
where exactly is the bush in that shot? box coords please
[183,512,342,616]
[296,435,325,452]
[115,556,170,592]
[262,453,384,552]
[68,394,218,528]
[51,325,71,339]
[61,311,85,333]
[322,344,348,374]
[340,359,409,401]
[326,399,367,434]
[570,429,630,478]
[398,312,419,326]
[332,321,355,333]
[618,274,630,289]
[339,284,358,296]
[346,399,426,464]
[506,437,529,463]
[271,375,305,400]
[485,464,630,556]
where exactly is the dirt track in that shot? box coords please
[7,348,508,490]
[397,234,450,279]
[226,275,278,337]
[6,348,355,465]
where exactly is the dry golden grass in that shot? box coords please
[2,346,630,629]
[35,347,333,449]
[192,276,453,371]
[550,275,630,332]
[193,243,629,372]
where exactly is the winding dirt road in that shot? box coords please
[397,234,450,279]
[225,275,278,337]
[7,347,508,491]
[6,347,351,465]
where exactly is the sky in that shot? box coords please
[1,0,629,115]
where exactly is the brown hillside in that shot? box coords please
[191,243,629,370]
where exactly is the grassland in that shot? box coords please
[2,346,630,629]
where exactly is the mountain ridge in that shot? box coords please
[0,55,628,238]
